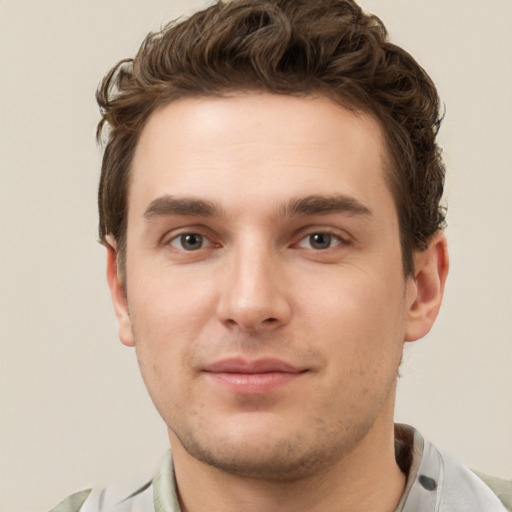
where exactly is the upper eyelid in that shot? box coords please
[169,232,212,251]
[160,225,216,244]
[294,232,347,249]
[157,224,352,247]
[293,226,352,242]
[164,232,219,255]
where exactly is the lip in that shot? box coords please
[202,358,308,394]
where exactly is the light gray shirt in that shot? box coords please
[50,426,511,512]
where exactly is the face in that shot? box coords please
[110,94,427,480]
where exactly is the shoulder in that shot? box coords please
[47,451,174,512]
[398,425,510,512]
[435,447,510,511]
[48,481,154,512]
[472,471,512,511]
[48,489,93,512]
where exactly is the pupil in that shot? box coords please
[182,234,202,250]
[310,233,331,249]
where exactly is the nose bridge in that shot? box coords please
[217,234,291,331]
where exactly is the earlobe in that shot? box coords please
[404,232,449,342]
[106,239,135,347]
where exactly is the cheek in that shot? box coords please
[127,272,217,387]
[306,276,406,417]
[306,268,407,365]
[128,262,216,336]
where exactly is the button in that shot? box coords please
[419,475,437,491]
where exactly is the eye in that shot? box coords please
[169,233,208,251]
[297,232,343,250]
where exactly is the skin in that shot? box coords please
[107,94,448,512]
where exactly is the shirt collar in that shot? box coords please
[151,424,506,512]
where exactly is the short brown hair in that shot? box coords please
[97,0,446,277]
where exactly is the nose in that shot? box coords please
[216,242,292,333]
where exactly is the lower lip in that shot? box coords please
[204,371,305,394]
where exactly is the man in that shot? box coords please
[52,0,510,510]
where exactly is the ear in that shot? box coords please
[106,238,135,347]
[404,232,449,342]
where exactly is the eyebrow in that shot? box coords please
[144,195,223,220]
[143,193,371,221]
[282,195,372,217]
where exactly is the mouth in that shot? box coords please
[202,357,308,394]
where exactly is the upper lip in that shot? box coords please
[203,358,305,374]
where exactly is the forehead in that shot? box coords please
[129,93,393,218]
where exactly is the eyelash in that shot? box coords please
[165,228,349,252]
[294,231,346,250]
[167,231,215,251]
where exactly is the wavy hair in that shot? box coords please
[97,0,446,277]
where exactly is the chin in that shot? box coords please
[181,437,329,480]
[169,412,371,482]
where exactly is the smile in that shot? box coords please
[202,358,308,394]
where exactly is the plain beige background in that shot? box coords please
[1,1,511,511]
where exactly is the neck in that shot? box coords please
[169,403,405,512]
